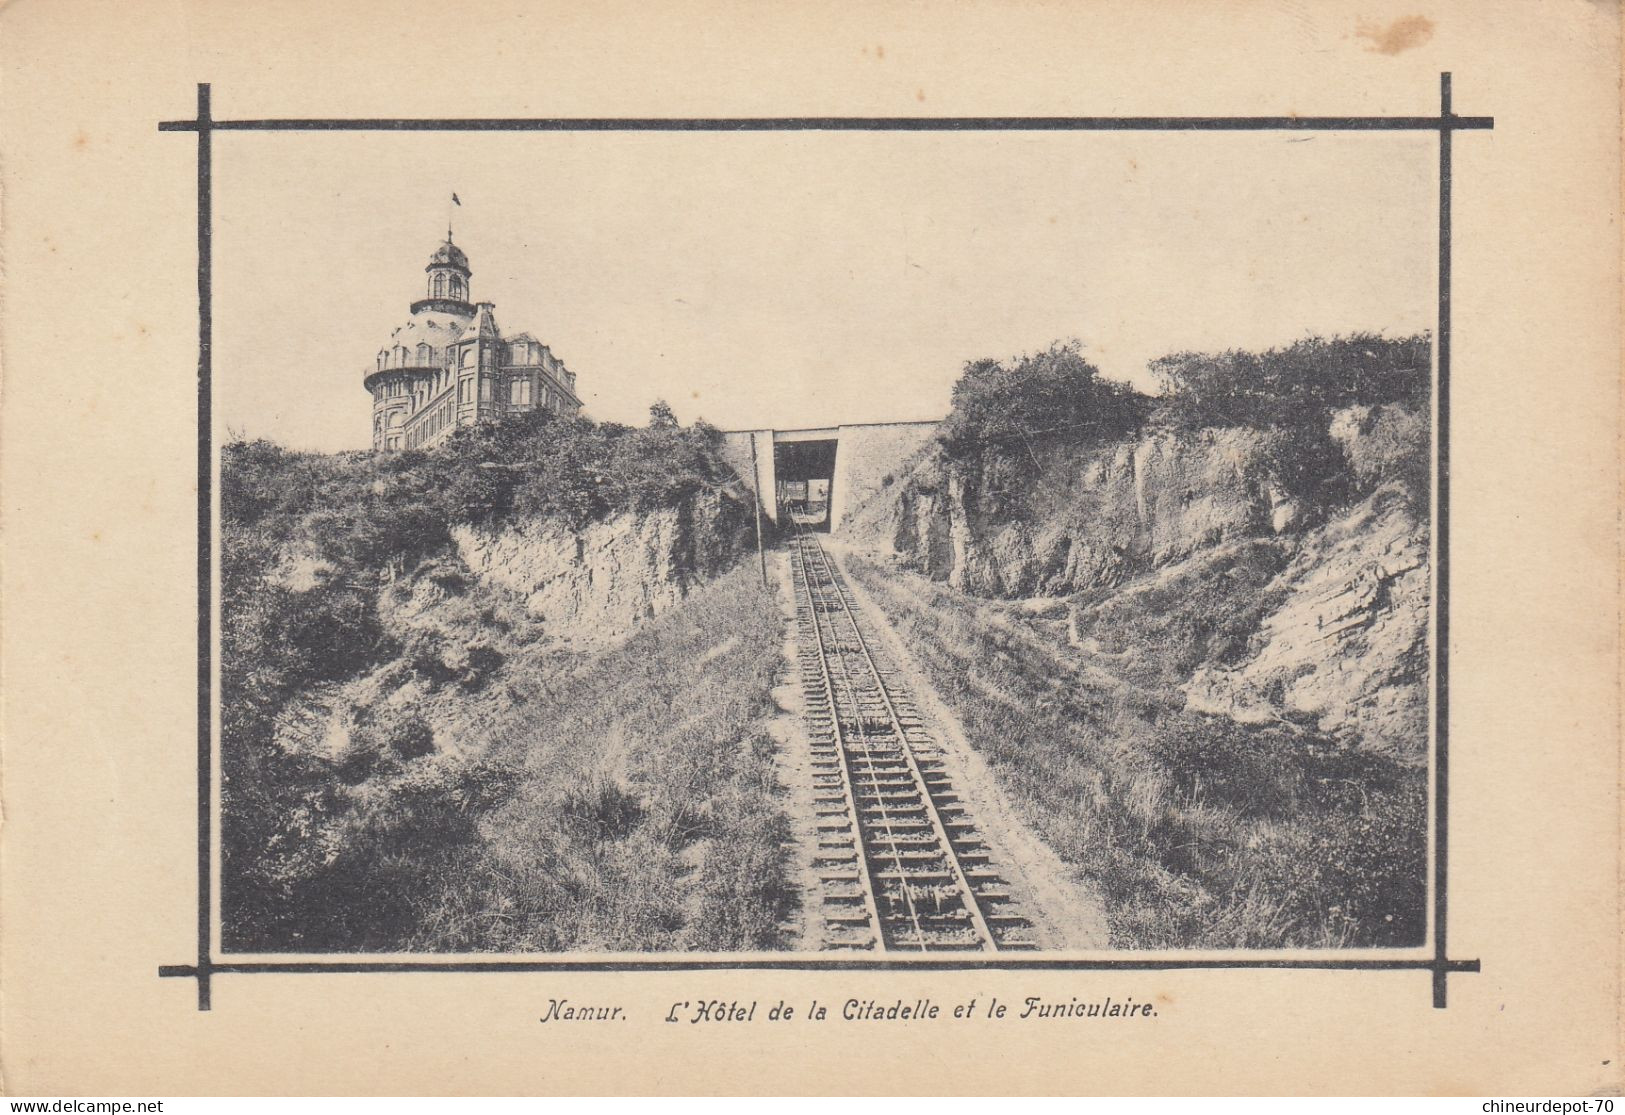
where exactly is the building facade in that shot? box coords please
[364,233,583,450]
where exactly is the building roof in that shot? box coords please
[458,302,502,343]
[379,307,474,360]
[427,236,469,273]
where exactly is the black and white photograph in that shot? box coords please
[216,129,1438,957]
[4,0,1621,1098]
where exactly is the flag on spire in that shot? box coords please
[452,193,461,206]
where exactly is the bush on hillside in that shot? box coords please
[933,334,1429,513]
[1336,402,1431,504]
[938,341,1146,472]
[218,405,751,952]
[424,407,738,529]
[1150,333,1431,432]
[1146,333,1431,507]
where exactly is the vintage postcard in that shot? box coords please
[1,0,1619,1096]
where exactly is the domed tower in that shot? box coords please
[364,233,478,449]
[364,226,583,450]
[415,232,473,314]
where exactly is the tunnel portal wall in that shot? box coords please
[721,421,941,531]
[827,422,941,532]
[717,430,777,520]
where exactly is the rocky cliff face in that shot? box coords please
[844,409,1430,755]
[440,487,748,644]
[854,425,1291,596]
[1182,483,1428,753]
[453,499,736,644]
[272,491,751,764]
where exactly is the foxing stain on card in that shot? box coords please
[1356,15,1435,54]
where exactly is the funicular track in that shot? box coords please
[789,527,1038,952]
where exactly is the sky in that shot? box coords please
[212,129,1435,452]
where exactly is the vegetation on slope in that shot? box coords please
[1064,539,1294,690]
[839,332,1435,947]
[937,341,1147,500]
[845,552,1426,949]
[1150,332,1432,507]
[227,564,791,952]
[1149,332,1431,432]
[935,332,1431,515]
[219,407,781,952]
[405,565,793,952]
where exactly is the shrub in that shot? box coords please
[459,642,506,688]
[561,780,646,841]
[938,341,1147,479]
[383,716,436,760]
[430,408,740,530]
[1256,422,1351,506]
[1146,333,1431,509]
[218,403,757,952]
[1338,403,1430,504]
[1151,333,1431,432]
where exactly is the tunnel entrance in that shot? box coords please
[774,438,838,532]
[720,420,942,534]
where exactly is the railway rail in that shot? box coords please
[789,528,1038,952]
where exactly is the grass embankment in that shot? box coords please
[220,413,787,953]
[233,564,794,953]
[415,565,795,952]
[844,553,1426,950]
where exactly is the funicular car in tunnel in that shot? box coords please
[774,436,838,531]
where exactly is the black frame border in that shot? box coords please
[159,76,1489,1012]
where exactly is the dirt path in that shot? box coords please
[770,536,1110,952]
[763,548,831,952]
[823,543,1112,950]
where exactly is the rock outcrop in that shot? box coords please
[457,509,678,642]
[843,407,1431,754]
[452,489,749,644]
[1183,484,1428,753]
[849,425,1282,596]
[272,491,750,763]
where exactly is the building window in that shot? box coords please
[510,378,532,405]
[480,377,492,403]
